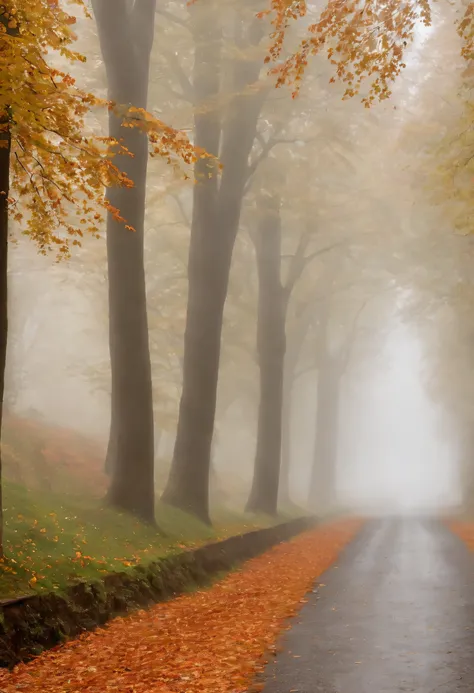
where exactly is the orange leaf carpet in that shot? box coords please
[0,518,362,693]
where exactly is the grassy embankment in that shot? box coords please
[0,414,300,598]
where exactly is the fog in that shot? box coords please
[339,323,461,513]
[4,0,474,551]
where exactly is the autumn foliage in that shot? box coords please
[0,0,203,256]
[0,520,362,693]
[265,0,432,104]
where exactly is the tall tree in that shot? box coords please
[245,112,361,512]
[0,56,9,556]
[0,1,198,542]
[158,0,474,521]
[246,192,286,515]
[92,0,157,523]
[245,147,348,515]
[308,293,369,511]
[279,301,316,505]
[307,298,339,512]
[162,3,267,523]
[160,0,426,522]
[0,0,156,553]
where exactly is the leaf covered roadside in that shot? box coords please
[0,519,362,693]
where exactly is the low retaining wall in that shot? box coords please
[0,515,317,668]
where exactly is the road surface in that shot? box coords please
[260,518,474,693]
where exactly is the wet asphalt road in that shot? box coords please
[260,518,474,693]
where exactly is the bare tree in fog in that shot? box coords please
[246,172,343,514]
[308,292,367,511]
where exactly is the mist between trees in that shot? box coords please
[1,0,474,581]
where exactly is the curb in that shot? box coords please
[0,515,317,668]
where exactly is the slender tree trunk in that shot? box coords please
[278,370,292,507]
[93,1,156,523]
[104,401,117,476]
[278,340,303,506]
[0,117,10,556]
[308,351,341,513]
[278,303,315,505]
[308,297,334,512]
[308,283,362,512]
[162,10,264,523]
[161,8,222,524]
[247,196,286,515]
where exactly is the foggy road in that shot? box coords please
[260,519,474,693]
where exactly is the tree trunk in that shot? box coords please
[0,117,10,557]
[278,303,315,506]
[308,351,341,513]
[104,398,117,476]
[278,341,303,507]
[246,195,286,515]
[278,371,292,507]
[93,1,156,523]
[161,8,222,524]
[162,10,264,523]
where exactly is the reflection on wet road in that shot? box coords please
[261,519,474,692]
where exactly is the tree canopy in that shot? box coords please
[0,0,200,256]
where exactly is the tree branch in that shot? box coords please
[171,193,191,227]
[283,232,311,300]
[302,239,347,267]
[158,81,190,103]
[162,50,194,102]
[338,299,368,374]
[283,238,347,312]
[244,132,322,194]
[293,363,317,382]
[155,7,188,28]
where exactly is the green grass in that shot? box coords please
[0,414,307,599]
[0,482,300,599]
